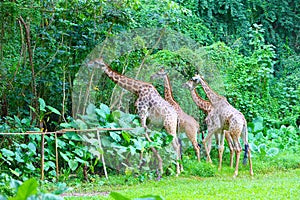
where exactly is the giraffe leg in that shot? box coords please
[165,122,182,175]
[247,144,254,176]
[224,130,234,168]
[206,134,213,162]
[171,136,182,175]
[233,138,242,178]
[138,109,164,176]
[185,127,200,162]
[217,132,225,171]
[202,131,215,164]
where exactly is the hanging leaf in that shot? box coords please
[68,160,79,171]
[39,98,46,112]
[59,152,70,162]
[46,105,61,115]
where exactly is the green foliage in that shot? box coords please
[183,160,215,177]
[248,116,300,157]
[0,178,65,199]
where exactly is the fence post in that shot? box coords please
[96,129,108,179]
[41,133,45,180]
[55,132,59,181]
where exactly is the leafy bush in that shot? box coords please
[248,116,300,157]
[0,177,67,199]
[183,160,215,177]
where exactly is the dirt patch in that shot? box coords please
[61,191,110,197]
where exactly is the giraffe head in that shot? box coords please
[150,67,167,81]
[182,80,197,91]
[87,57,106,69]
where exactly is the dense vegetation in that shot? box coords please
[0,0,299,198]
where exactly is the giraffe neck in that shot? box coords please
[163,75,180,110]
[190,89,212,113]
[197,77,223,106]
[102,63,144,94]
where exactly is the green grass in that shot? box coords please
[60,153,300,200]
[63,169,300,200]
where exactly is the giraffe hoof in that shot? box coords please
[156,175,162,181]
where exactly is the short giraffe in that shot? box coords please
[150,68,200,161]
[192,75,253,177]
[88,58,182,175]
[183,80,234,166]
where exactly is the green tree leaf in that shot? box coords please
[10,178,38,200]
[46,105,61,115]
[39,98,46,112]
[68,160,78,171]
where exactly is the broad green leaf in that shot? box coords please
[68,160,78,171]
[27,142,36,153]
[110,192,130,200]
[253,116,264,133]
[44,161,56,171]
[1,148,14,157]
[95,108,107,119]
[266,148,279,157]
[9,179,22,192]
[15,153,24,163]
[39,98,46,112]
[26,162,36,171]
[74,149,84,157]
[110,132,121,142]
[13,178,38,200]
[86,103,96,115]
[46,105,61,115]
[75,119,88,130]
[122,131,131,143]
[75,156,87,164]
[59,152,69,162]
[100,103,110,115]
[112,110,121,121]
[129,145,136,155]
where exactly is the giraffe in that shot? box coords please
[88,58,182,176]
[191,74,253,177]
[183,80,234,166]
[150,68,200,162]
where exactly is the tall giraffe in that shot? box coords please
[88,58,182,175]
[192,74,253,177]
[150,68,200,161]
[183,80,234,167]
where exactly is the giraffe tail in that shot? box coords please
[243,143,249,165]
[242,122,249,165]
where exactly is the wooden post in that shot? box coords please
[96,129,108,179]
[41,133,45,180]
[55,132,59,181]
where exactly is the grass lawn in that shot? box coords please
[63,167,300,200]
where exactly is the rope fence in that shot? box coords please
[0,127,134,181]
